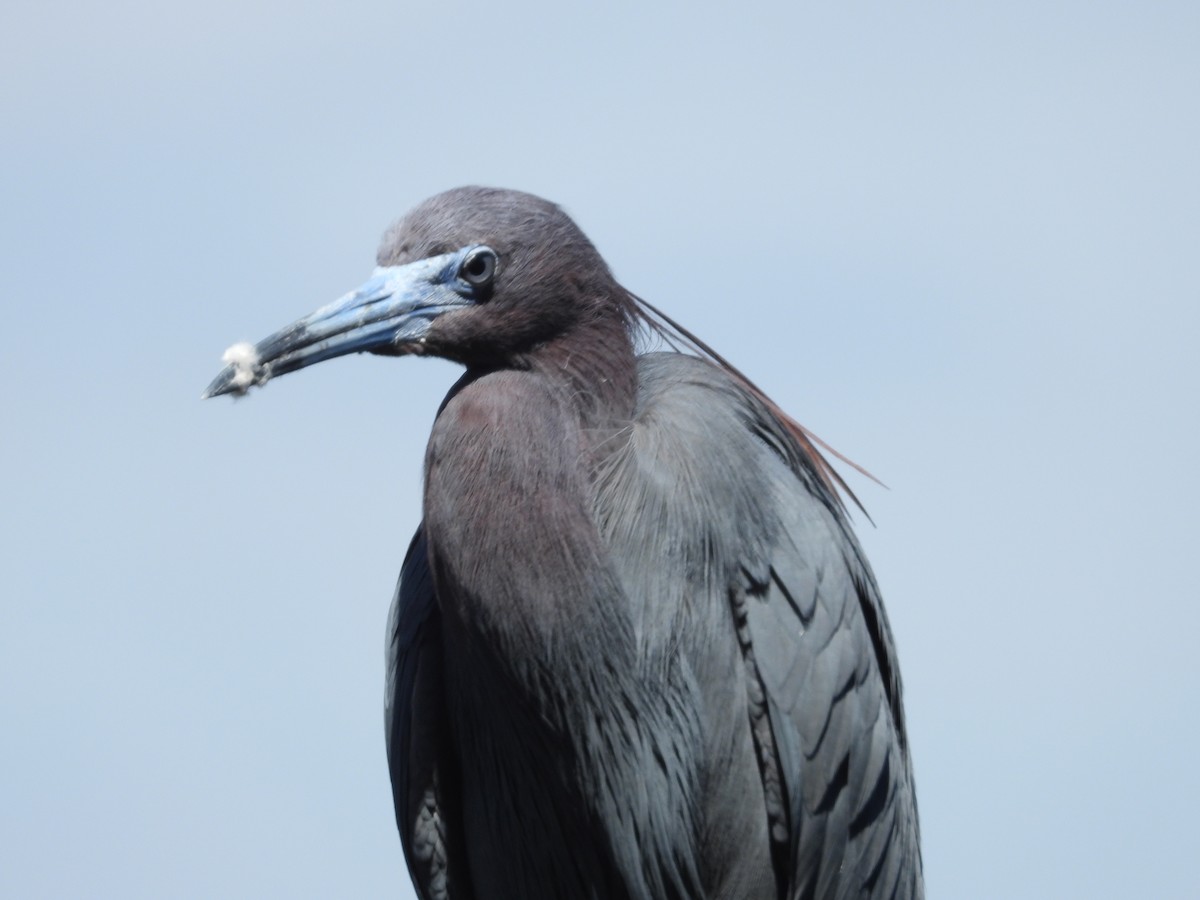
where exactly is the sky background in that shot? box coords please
[2,1,1197,897]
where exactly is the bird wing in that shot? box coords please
[385,527,464,900]
[739,458,923,900]
[598,353,922,899]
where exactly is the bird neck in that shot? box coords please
[521,313,639,455]
[421,352,703,899]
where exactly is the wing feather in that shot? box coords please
[605,353,922,899]
[386,528,468,900]
[741,406,923,900]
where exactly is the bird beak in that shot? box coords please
[203,251,469,399]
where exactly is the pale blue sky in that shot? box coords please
[2,2,1197,897]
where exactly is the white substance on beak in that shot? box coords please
[221,341,265,395]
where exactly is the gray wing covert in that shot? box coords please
[608,353,922,899]
[385,527,467,900]
[740,425,923,900]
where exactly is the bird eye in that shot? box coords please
[459,248,497,289]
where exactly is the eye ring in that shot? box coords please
[459,247,497,290]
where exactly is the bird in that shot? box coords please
[204,186,923,900]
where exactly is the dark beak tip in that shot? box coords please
[203,343,269,400]
[201,367,237,400]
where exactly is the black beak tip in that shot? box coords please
[202,368,237,400]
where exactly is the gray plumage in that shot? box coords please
[205,187,923,900]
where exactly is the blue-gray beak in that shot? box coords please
[203,249,480,399]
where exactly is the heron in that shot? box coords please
[204,187,923,899]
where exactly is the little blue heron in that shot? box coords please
[205,187,923,900]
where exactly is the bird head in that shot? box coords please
[203,186,627,398]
